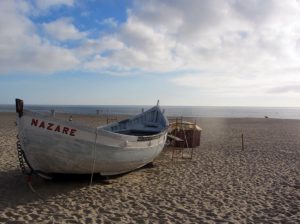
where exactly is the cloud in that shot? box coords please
[80,16,179,73]
[100,18,118,28]
[35,0,74,10]
[171,67,300,96]
[0,0,79,74]
[268,85,300,94]
[170,73,263,95]
[2,0,300,100]
[43,17,87,41]
[115,0,300,95]
[82,0,300,80]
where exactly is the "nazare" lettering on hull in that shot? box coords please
[31,118,77,136]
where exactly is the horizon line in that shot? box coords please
[0,103,300,108]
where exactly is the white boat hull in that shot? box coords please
[17,110,167,175]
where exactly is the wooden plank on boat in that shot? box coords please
[167,134,184,142]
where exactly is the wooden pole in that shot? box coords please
[175,118,178,135]
[190,120,196,160]
[181,116,183,129]
[172,147,175,161]
[241,133,244,150]
[191,148,194,160]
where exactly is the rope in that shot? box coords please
[26,175,45,199]
[90,128,98,186]
[26,175,36,193]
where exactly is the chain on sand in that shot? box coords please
[16,137,28,174]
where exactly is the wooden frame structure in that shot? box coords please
[167,117,201,160]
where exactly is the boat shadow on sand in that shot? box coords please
[0,163,156,209]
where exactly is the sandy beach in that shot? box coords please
[0,112,299,223]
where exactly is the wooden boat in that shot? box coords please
[15,99,168,176]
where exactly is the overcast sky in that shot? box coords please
[1,0,300,106]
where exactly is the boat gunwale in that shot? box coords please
[98,128,168,141]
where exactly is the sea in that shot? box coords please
[1,104,300,120]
